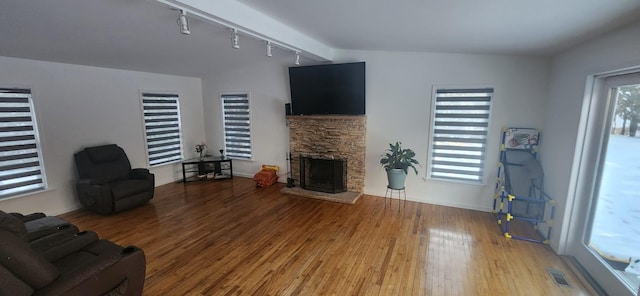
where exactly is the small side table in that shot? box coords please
[181,156,233,183]
[384,186,406,211]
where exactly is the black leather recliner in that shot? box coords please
[74,144,155,214]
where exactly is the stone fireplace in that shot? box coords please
[287,115,366,193]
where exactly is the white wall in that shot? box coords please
[203,59,292,179]
[0,56,204,215]
[335,50,549,211]
[542,20,640,253]
[204,50,550,211]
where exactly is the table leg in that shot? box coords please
[182,163,187,183]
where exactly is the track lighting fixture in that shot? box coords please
[231,29,240,49]
[162,2,315,65]
[177,10,190,35]
[266,41,273,57]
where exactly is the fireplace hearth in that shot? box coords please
[300,156,347,194]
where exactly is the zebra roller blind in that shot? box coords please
[221,94,252,160]
[141,92,183,166]
[0,88,46,198]
[430,88,493,183]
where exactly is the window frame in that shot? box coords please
[140,91,184,167]
[220,92,253,161]
[0,87,48,199]
[427,86,495,184]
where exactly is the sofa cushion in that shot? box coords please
[78,145,132,184]
[0,229,60,289]
[31,231,100,263]
[38,240,142,296]
[111,179,151,201]
[0,210,28,241]
[47,240,123,291]
[90,161,132,184]
[86,144,123,163]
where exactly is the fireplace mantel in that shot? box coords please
[286,115,366,120]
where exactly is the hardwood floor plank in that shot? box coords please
[60,177,592,295]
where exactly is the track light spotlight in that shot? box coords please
[231,29,240,49]
[294,51,300,65]
[177,10,190,35]
[266,41,273,57]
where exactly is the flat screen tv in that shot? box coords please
[288,62,365,115]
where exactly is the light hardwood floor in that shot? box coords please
[61,177,593,295]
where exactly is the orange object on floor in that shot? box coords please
[253,165,279,188]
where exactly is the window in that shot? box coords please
[141,92,183,166]
[429,88,493,183]
[221,93,252,160]
[0,88,46,198]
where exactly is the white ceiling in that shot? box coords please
[1,0,639,77]
[237,0,640,55]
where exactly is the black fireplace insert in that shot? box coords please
[300,156,347,194]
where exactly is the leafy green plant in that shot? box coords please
[380,141,419,174]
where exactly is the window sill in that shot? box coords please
[227,157,254,162]
[149,159,183,168]
[0,187,54,202]
[424,176,487,187]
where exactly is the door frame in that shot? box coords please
[565,69,640,295]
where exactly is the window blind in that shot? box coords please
[141,92,183,166]
[430,88,493,183]
[221,94,252,160]
[0,88,46,198]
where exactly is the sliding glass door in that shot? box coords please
[568,72,640,296]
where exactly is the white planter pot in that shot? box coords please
[386,169,407,189]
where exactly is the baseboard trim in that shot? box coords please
[362,189,492,212]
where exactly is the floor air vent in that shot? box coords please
[546,268,572,288]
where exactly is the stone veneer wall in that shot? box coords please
[288,115,366,192]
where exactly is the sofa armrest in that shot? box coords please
[76,181,114,214]
[130,169,155,200]
[130,168,151,179]
[10,212,46,222]
[0,229,59,289]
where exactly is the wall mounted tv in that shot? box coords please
[288,61,365,115]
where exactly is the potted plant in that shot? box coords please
[380,141,419,189]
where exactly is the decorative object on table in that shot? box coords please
[380,141,419,189]
[253,165,279,188]
[195,142,207,160]
[219,149,225,159]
